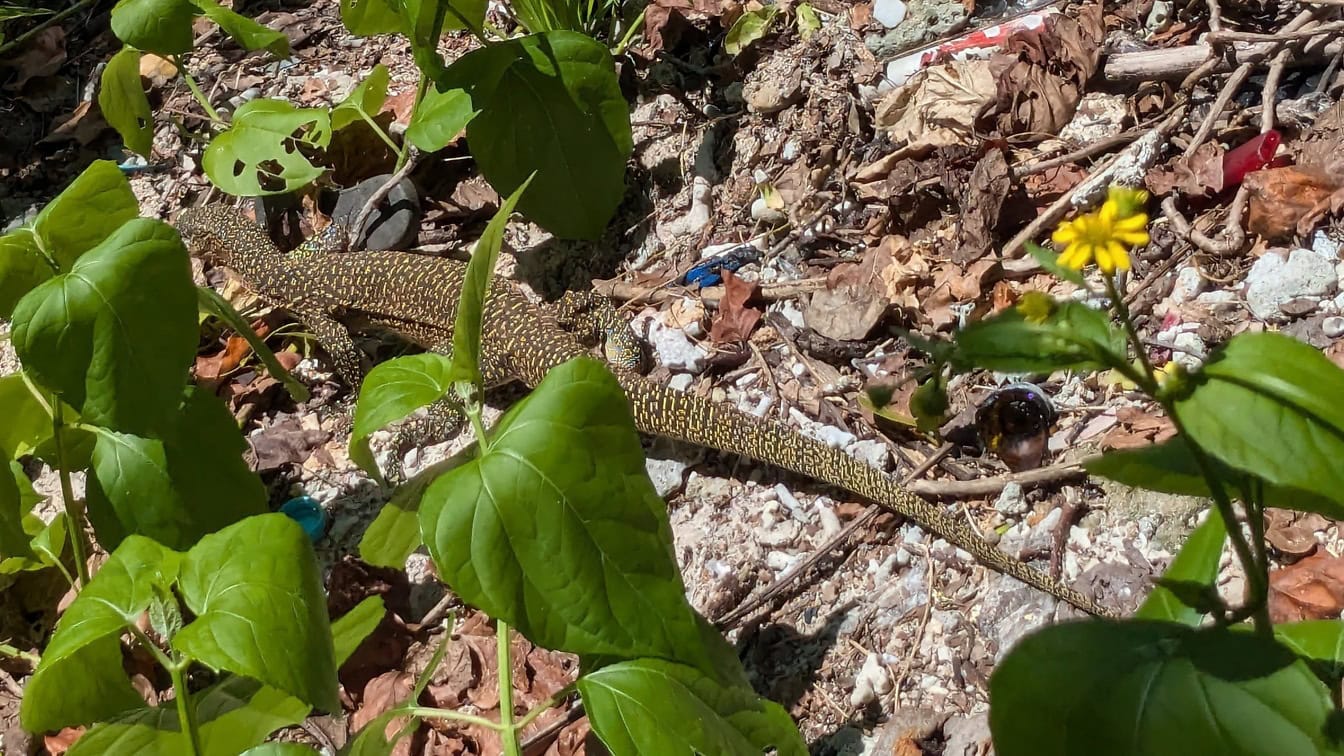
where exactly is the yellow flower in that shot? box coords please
[1016,291,1054,324]
[1154,360,1183,389]
[1051,186,1151,274]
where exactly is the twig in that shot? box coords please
[1011,128,1146,178]
[0,0,99,57]
[906,458,1090,499]
[1260,32,1297,133]
[1207,21,1344,44]
[350,147,420,248]
[1183,9,1319,159]
[1159,186,1250,257]
[1206,0,1223,32]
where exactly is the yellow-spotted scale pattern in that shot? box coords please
[176,204,1113,617]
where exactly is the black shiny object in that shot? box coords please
[975,383,1056,472]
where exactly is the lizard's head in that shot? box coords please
[175,204,285,270]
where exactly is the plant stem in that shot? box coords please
[357,108,403,155]
[167,659,204,756]
[175,58,223,124]
[51,405,89,587]
[397,75,432,173]
[404,706,506,730]
[497,619,521,756]
[0,643,40,666]
[512,683,576,732]
[1166,414,1273,638]
[466,401,490,450]
[612,8,645,55]
[127,626,204,755]
[1105,275,1156,382]
[0,0,98,58]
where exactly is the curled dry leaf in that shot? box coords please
[988,3,1105,137]
[1268,550,1344,623]
[709,269,763,343]
[1263,509,1323,560]
[953,148,1012,264]
[873,59,997,157]
[805,239,904,340]
[351,670,417,756]
[1243,165,1340,241]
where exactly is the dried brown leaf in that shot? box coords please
[1269,550,1344,622]
[709,270,763,343]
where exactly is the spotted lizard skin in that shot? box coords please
[177,204,1112,617]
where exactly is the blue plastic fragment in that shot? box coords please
[280,496,327,542]
[679,245,762,289]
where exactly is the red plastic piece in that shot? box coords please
[1221,129,1281,187]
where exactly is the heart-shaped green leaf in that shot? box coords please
[13,218,196,437]
[579,658,806,756]
[174,514,339,712]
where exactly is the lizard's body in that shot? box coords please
[178,205,1111,617]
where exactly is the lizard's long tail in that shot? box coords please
[616,374,1114,617]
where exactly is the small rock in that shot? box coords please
[1169,265,1205,303]
[1169,331,1206,369]
[750,196,787,224]
[1324,316,1344,338]
[668,373,694,392]
[944,712,992,756]
[872,0,907,28]
[814,424,857,449]
[850,652,893,707]
[1244,248,1338,321]
[994,482,1028,517]
[647,315,709,373]
[848,438,889,469]
[645,456,689,498]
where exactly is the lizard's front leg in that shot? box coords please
[547,290,645,371]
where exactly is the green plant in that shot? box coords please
[343,180,807,753]
[98,0,634,240]
[913,187,1344,754]
[0,161,384,754]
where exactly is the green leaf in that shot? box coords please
[989,620,1335,756]
[99,47,155,158]
[202,99,332,196]
[0,373,53,459]
[359,454,468,566]
[1025,240,1090,288]
[197,286,309,402]
[1273,621,1344,680]
[420,357,716,673]
[579,658,806,756]
[21,536,177,732]
[0,459,35,562]
[951,300,1124,375]
[339,0,403,35]
[794,2,820,39]
[724,5,779,55]
[404,83,476,153]
[1172,332,1344,514]
[13,218,196,438]
[191,0,290,56]
[443,31,632,240]
[1086,437,1344,517]
[333,595,386,667]
[0,229,55,318]
[174,514,340,712]
[349,353,455,476]
[241,745,323,756]
[332,64,390,131]
[32,159,141,270]
[447,176,532,392]
[86,387,267,550]
[111,0,197,54]
[1135,508,1226,625]
[68,675,311,756]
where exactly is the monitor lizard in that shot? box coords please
[176,204,1114,618]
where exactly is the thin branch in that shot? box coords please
[1160,186,1250,257]
[349,148,420,249]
